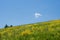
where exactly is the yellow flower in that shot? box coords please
[21,30,32,36]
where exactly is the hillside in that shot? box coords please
[0,20,60,40]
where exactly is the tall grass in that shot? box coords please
[0,20,60,40]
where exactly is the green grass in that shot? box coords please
[0,20,60,40]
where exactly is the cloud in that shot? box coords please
[35,12,42,18]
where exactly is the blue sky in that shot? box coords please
[0,0,60,28]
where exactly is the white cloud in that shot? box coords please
[35,12,42,18]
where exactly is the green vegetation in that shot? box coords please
[0,20,60,40]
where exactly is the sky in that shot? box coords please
[0,0,60,28]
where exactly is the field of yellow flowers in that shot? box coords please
[0,20,60,40]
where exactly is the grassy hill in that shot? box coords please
[0,20,60,40]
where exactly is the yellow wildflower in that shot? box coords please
[21,30,32,36]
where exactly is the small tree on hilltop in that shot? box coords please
[4,24,8,28]
[10,25,13,27]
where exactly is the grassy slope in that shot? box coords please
[0,20,60,40]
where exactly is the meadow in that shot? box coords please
[0,20,60,40]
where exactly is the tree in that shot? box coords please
[4,24,8,28]
[10,25,13,27]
